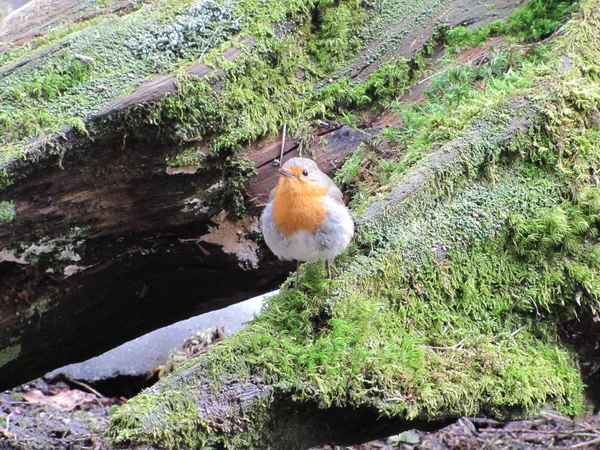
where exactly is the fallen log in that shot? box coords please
[0,0,518,390]
[107,2,600,447]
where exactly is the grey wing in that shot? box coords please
[315,170,345,205]
[326,181,345,205]
[268,187,275,202]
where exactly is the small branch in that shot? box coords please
[539,410,573,423]
[423,340,464,351]
[0,413,14,441]
[571,436,600,448]
[64,376,106,399]
[510,325,526,337]
[481,428,599,437]
[279,123,287,167]
[198,26,221,63]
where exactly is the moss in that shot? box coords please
[335,0,594,216]
[0,201,15,223]
[109,390,211,448]
[507,0,577,42]
[1,0,390,217]
[135,0,431,214]
[165,146,207,167]
[0,0,578,204]
[554,0,600,79]
[444,0,577,51]
[0,0,462,206]
[0,0,258,158]
[0,344,21,370]
[25,297,52,320]
[110,166,588,443]
[107,2,600,446]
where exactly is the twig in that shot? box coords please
[198,26,221,63]
[0,428,15,440]
[416,53,489,85]
[417,68,450,85]
[539,410,573,423]
[482,429,598,437]
[423,340,464,351]
[571,436,600,448]
[510,325,526,337]
[0,413,14,440]
[467,417,502,426]
[279,123,287,167]
[64,376,105,399]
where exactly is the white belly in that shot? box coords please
[261,197,354,262]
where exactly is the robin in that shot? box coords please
[261,157,354,287]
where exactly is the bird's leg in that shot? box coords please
[325,259,332,279]
[295,260,300,288]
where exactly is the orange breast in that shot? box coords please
[271,178,328,236]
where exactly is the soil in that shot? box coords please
[0,377,117,450]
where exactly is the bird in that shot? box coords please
[261,157,354,287]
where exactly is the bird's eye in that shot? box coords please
[302,169,309,177]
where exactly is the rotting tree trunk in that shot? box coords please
[0,0,518,391]
[107,1,600,449]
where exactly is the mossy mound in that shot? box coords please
[0,0,454,213]
[107,1,600,448]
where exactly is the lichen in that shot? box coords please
[0,344,21,370]
[25,297,52,320]
[0,200,15,223]
[2,227,91,276]
[198,210,261,269]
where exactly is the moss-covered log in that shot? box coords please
[0,0,518,390]
[105,1,600,448]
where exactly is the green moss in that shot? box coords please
[0,0,250,155]
[163,148,204,171]
[253,163,589,421]
[109,79,599,449]
[0,0,578,203]
[305,0,366,67]
[109,390,211,448]
[0,201,15,223]
[335,0,595,215]
[108,3,600,446]
[445,0,577,50]
[26,297,52,320]
[507,0,577,42]
[0,0,459,205]
[109,162,588,445]
[0,344,21,369]
[140,0,432,213]
[554,0,600,79]
[45,16,109,46]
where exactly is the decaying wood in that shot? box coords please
[0,0,520,392]
[0,0,136,50]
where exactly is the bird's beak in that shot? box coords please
[278,168,294,178]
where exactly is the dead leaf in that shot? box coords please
[21,389,96,411]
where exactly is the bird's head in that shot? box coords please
[276,157,329,195]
